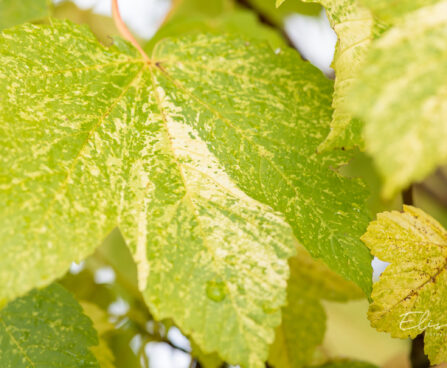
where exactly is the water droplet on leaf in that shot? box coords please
[206,281,226,302]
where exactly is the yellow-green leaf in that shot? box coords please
[0,284,99,367]
[348,1,447,198]
[0,0,49,30]
[362,205,447,364]
[299,0,374,151]
[0,20,372,367]
[360,0,440,23]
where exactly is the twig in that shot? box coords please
[111,0,151,63]
[402,185,414,206]
[234,0,297,49]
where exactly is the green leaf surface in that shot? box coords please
[0,0,49,30]
[0,20,372,366]
[360,0,440,23]
[348,1,447,198]
[0,283,99,368]
[300,0,374,151]
[152,32,373,295]
[362,205,447,364]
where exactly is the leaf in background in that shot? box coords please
[299,0,374,151]
[0,19,372,366]
[0,0,49,30]
[268,246,362,368]
[165,0,235,21]
[191,339,224,368]
[0,283,99,367]
[81,302,116,368]
[362,205,447,364]
[314,360,378,368]
[360,0,440,23]
[52,2,120,46]
[253,0,321,27]
[145,9,287,52]
[348,1,447,198]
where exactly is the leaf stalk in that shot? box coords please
[111,0,151,63]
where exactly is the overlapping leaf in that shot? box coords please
[362,206,447,364]
[294,0,374,151]
[0,0,49,30]
[0,20,372,366]
[146,9,287,52]
[348,1,447,198]
[0,284,99,367]
[268,246,362,368]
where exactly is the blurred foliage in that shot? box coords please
[322,300,410,366]
[246,0,321,26]
[145,0,287,51]
[0,0,49,30]
[340,151,402,216]
[52,1,121,45]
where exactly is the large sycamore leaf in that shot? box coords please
[0,20,371,366]
[348,1,447,198]
[152,31,372,294]
[0,0,49,30]
[362,205,447,364]
[297,0,374,151]
[268,246,362,368]
[0,284,99,367]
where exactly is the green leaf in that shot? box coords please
[0,20,372,366]
[360,0,440,23]
[362,205,447,364]
[0,283,99,367]
[191,339,224,368]
[146,9,287,52]
[166,0,235,21]
[269,292,325,368]
[314,360,378,368]
[300,0,374,151]
[81,302,115,368]
[254,0,321,26]
[348,1,447,198]
[269,246,363,368]
[0,0,49,30]
[52,2,120,46]
[279,245,365,366]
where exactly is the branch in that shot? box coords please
[234,0,296,49]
